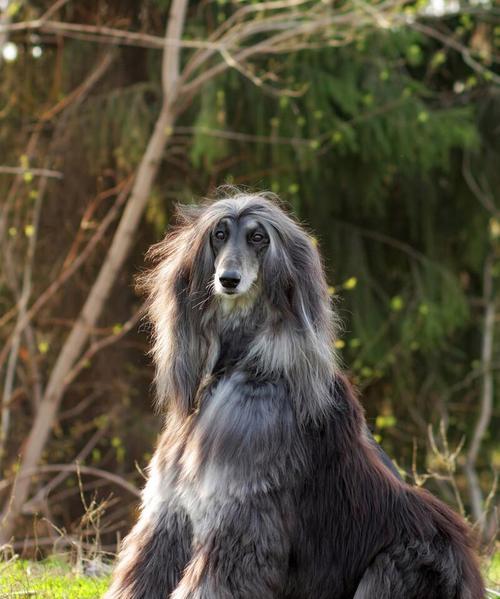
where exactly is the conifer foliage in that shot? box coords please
[0,0,498,550]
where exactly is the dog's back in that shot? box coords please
[283,376,484,599]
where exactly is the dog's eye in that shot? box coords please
[215,231,226,241]
[250,232,264,243]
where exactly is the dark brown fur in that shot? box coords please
[106,192,484,599]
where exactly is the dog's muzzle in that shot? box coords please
[219,271,241,292]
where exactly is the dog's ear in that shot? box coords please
[263,226,330,334]
[141,205,216,416]
[186,225,215,299]
[154,203,213,300]
[261,229,294,315]
[289,232,330,334]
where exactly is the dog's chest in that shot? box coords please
[173,373,298,522]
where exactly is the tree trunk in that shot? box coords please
[0,0,189,543]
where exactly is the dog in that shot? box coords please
[105,190,484,598]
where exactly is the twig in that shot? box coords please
[58,390,103,421]
[23,424,111,514]
[40,0,73,22]
[62,178,131,268]
[463,152,499,217]
[465,252,495,527]
[0,178,132,363]
[428,422,466,516]
[0,464,141,498]
[174,126,313,146]
[0,0,188,544]
[1,19,225,50]
[180,0,409,98]
[0,166,63,179]
[409,20,500,84]
[0,177,44,471]
[0,1,12,69]
[62,309,143,389]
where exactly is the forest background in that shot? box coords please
[0,0,499,590]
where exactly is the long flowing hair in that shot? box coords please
[138,189,339,423]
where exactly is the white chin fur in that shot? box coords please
[214,278,253,298]
[213,281,259,314]
[214,283,241,297]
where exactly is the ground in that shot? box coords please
[0,557,110,598]
[0,553,498,598]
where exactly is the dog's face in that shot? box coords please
[211,215,270,298]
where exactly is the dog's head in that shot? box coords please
[210,211,269,298]
[141,189,336,416]
[144,190,331,331]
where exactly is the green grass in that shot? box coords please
[487,551,500,595]
[0,553,498,598]
[0,557,110,598]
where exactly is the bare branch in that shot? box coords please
[0,178,132,366]
[0,464,141,498]
[174,125,313,145]
[0,166,63,179]
[24,424,110,514]
[0,51,114,248]
[465,252,496,527]
[0,2,10,69]
[62,309,143,390]
[181,14,309,81]
[463,152,499,217]
[179,5,388,97]
[39,0,73,22]
[410,21,500,84]
[0,0,189,545]
[0,19,224,51]
[0,175,45,470]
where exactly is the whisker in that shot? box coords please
[193,295,211,311]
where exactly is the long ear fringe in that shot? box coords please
[262,216,335,340]
[137,206,213,416]
[241,199,339,423]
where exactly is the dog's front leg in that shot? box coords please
[105,447,193,599]
[105,502,191,599]
[171,493,291,599]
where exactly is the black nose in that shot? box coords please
[219,271,241,289]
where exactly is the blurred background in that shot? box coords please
[0,0,498,582]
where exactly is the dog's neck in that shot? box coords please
[208,291,267,377]
[195,289,336,423]
[215,283,261,318]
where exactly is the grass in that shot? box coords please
[0,553,498,598]
[487,551,500,597]
[0,557,110,599]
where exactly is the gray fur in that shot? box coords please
[139,190,337,423]
[105,190,484,599]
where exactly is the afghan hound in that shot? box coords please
[105,190,484,599]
